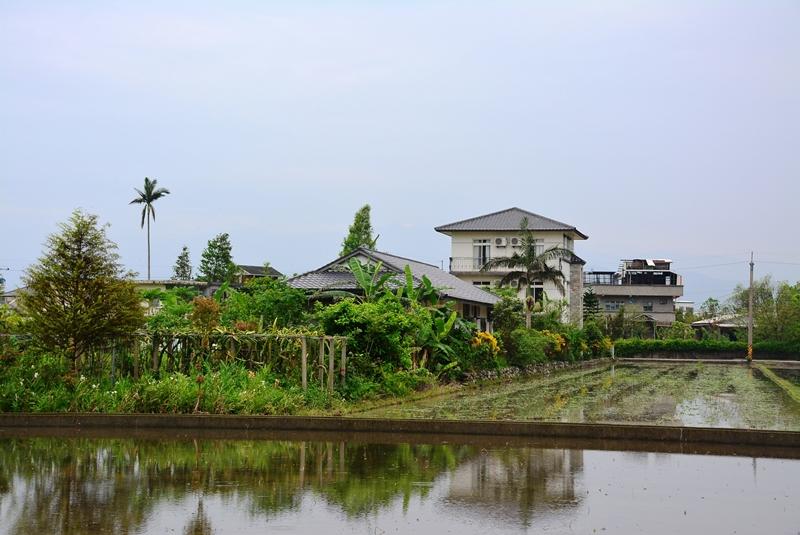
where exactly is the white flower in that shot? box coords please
[33,372,39,379]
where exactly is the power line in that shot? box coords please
[674,261,747,270]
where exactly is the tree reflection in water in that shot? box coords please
[0,437,584,534]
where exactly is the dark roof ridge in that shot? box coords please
[435,207,580,233]
[370,249,440,269]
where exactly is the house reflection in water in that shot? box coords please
[446,448,584,526]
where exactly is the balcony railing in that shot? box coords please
[449,257,513,273]
[584,274,684,286]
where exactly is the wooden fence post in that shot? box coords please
[151,334,159,374]
[340,339,347,384]
[327,337,334,393]
[133,338,140,379]
[301,336,308,391]
[318,336,325,387]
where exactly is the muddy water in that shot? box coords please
[360,363,800,430]
[0,436,798,535]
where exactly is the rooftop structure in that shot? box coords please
[584,258,684,325]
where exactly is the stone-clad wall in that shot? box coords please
[569,263,583,326]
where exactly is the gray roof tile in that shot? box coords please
[435,207,587,239]
[287,248,499,305]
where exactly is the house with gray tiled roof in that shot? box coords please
[287,247,499,330]
[435,207,587,325]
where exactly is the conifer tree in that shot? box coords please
[22,210,145,368]
[340,204,378,256]
[198,233,235,282]
[172,246,193,280]
[583,288,600,321]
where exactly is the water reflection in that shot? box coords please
[0,438,581,534]
[1,436,799,534]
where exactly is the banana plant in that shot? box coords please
[314,259,398,303]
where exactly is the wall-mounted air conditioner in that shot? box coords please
[510,237,521,247]
[495,237,507,247]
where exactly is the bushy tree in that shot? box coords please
[221,278,307,328]
[172,246,192,280]
[340,204,378,256]
[491,294,524,334]
[198,233,236,282]
[21,210,145,368]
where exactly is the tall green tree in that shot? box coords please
[340,204,378,256]
[172,246,192,280]
[129,177,170,280]
[583,288,600,322]
[21,210,145,368]
[198,233,235,282]
[481,217,575,328]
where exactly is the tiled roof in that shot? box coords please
[287,248,499,305]
[435,207,588,239]
[237,264,283,277]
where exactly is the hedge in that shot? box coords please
[613,338,800,358]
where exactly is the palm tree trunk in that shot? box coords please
[146,213,151,280]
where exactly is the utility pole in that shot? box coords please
[747,252,754,362]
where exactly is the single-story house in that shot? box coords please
[287,247,500,331]
[1,287,24,310]
[691,314,747,340]
[235,264,283,284]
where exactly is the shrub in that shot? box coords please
[503,328,549,366]
[380,368,435,397]
[314,297,419,374]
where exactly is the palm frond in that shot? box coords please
[481,254,524,272]
[498,271,527,287]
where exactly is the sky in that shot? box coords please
[1,1,799,304]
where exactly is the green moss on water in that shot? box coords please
[357,363,800,431]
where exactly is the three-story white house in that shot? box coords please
[435,207,588,325]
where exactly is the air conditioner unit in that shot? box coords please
[509,280,519,288]
[495,237,507,247]
[509,237,521,247]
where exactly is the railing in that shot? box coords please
[584,274,684,286]
[449,257,512,273]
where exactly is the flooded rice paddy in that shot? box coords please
[359,362,800,430]
[0,435,799,535]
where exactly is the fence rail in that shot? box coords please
[0,332,348,394]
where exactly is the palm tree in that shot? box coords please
[481,217,575,328]
[129,177,170,279]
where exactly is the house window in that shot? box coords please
[563,235,574,251]
[472,281,491,287]
[472,239,491,270]
[604,301,624,312]
[643,302,653,312]
[659,298,668,305]
[533,239,544,256]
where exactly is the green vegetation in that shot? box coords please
[340,204,378,255]
[360,362,800,430]
[755,364,800,405]
[614,338,800,358]
[20,210,145,369]
[171,245,192,279]
[198,232,236,282]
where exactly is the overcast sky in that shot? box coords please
[2,1,799,304]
